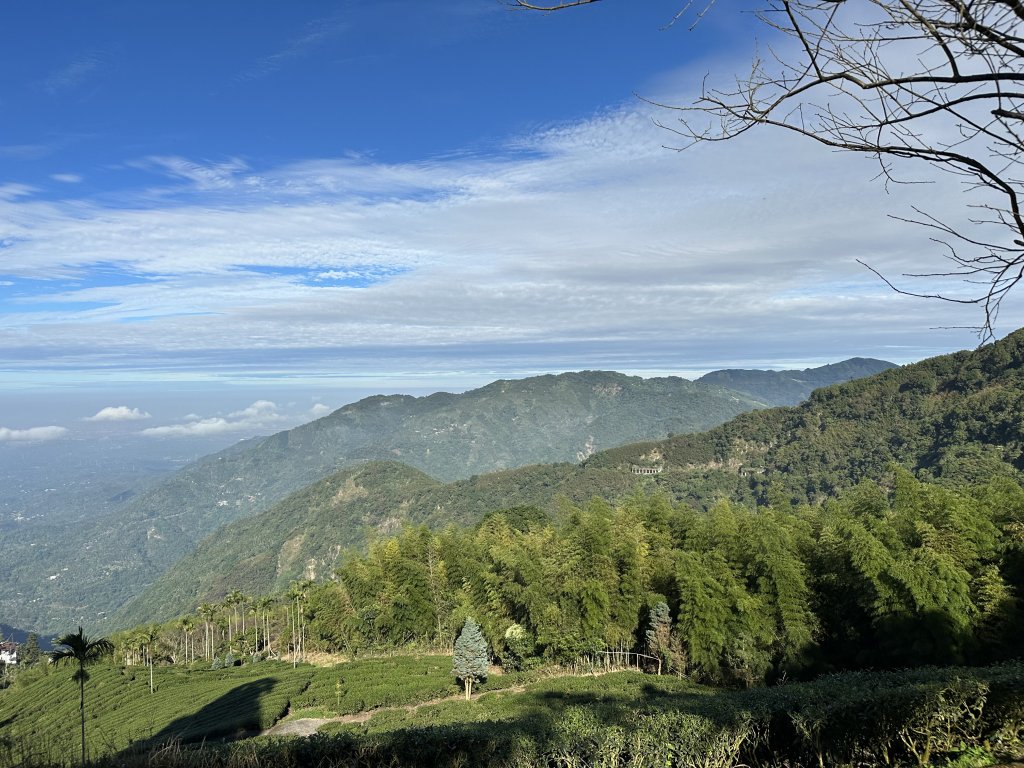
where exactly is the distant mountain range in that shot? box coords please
[113,332,1024,629]
[1,359,894,634]
[695,357,896,405]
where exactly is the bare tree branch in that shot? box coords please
[521,0,1024,342]
[510,0,602,10]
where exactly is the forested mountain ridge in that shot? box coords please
[591,328,1024,503]
[696,357,896,406]
[8,363,887,635]
[114,333,1024,628]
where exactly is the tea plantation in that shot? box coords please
[0,660,312,765]
[1,656,1022,767]
[0,655,542,767]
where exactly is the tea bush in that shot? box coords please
[3,661,1022,767]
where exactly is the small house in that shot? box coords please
[631,464,664,476]
[0,641,18,665]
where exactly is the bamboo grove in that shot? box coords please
[95,468,1024,686]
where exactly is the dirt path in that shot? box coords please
[262,684,529,737]
[262,666,635,739]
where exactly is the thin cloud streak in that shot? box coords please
[236,16,349,82]
[126,156,251,191]
[43,53,103,94]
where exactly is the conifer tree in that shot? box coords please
[645,601,683,673]
[20,634,41,666]
[452,617,488,700]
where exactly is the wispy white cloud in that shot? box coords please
[126,156,251,191]
[43,53,103,94]
[51,173,83,184]
[0,425,68,442]
[237,16,349,82]
[85,406,151,422]
[310,403,332,418]
[0,183,36,201]
[140,400,287,437]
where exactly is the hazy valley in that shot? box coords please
[2,360,893,635]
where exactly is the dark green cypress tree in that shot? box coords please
[20,634,41,666]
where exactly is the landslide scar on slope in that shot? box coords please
[278,534,305,576]
[333,477,369,504]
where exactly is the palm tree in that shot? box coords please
[248,599,260,654]
[198,603,216,660]
[139,625,160,693]
[287,580,314,665]
[225,590,244,642]
[255,595,275,656]
[50,627,114,766]
[239,593,249,635]
[121,631,143,667]
[177,616,195,664]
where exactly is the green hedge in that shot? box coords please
[299,664,1024,768]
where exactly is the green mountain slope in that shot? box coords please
[116,331,1024,628]
[8,363,884,635]
[593,330,1024,503]
[113,459,629,627]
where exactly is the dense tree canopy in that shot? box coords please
[298,472,1023,683]
[91,467,1024,711]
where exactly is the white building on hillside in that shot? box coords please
[0,641,18,665]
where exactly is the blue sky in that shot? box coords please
[2,0,1022,441]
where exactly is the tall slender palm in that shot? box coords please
[197,603,216,660]
[287,580,314,664]
[50,627,114,766]
[239,593,249,635]
[249,599,260,653]
[178,616,195,664]
[122,631,143,667]
[139,625,160,693]
[254,601,260,653]
[255,596,274,655]
[225,590,244,642]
